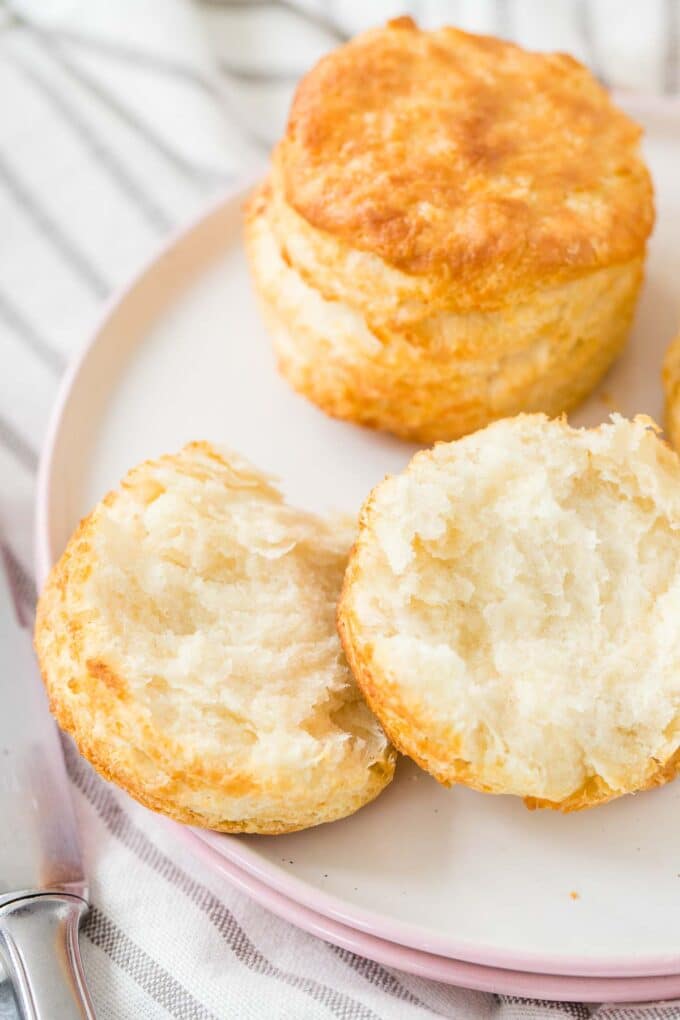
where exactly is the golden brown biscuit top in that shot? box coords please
[277,18,654,284]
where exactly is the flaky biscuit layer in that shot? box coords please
[35,443,395,833]
[338,415,680,811]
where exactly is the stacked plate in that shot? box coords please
[37,98,680,1003]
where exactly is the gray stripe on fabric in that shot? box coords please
[666,0,680,94]
[407,0,425,26]
[13,56,174,233]
[0,414,39,473]
[63,743,384,1020]
[496,996,591,1018]
[39,27,258,162]
[0,286,65,374]
[218,60,299,84]
[2,543,36,616]
[0,152,110,299]
[50,7,291,151]
[198,0,348,42]
[576,0,603,83]
[83,908,219,1020]
[26,28,229,187]
[593,1006,680,1019]
[0,977,19,1020]
[269,0,348,42]
[213,76,273,150]
[329,946,434,1013]
[37,28,220,99]
[494,0,512,39]
[69,13,274,155]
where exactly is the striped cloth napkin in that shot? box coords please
[2,2,680,1017]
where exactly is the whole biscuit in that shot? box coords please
[246,19,654,443]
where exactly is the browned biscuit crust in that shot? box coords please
[337,416,680,811]
[663,333,680,454]
[279,17,653,300]
[35,444,395,834]
[246,20,653,443]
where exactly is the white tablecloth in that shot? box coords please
[3,2,680,1016]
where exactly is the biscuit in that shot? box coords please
[338,415,680,811]
[663,333,680,453]
[246,18,654,443]
[35,443,395,833]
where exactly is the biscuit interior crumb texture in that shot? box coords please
[339,415,680,810]
[35,444,394,833]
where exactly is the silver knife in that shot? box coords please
[0,545,95,1019]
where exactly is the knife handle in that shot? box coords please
[0,894,95,1019]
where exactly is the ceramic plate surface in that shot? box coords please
[37,100,680,986]
[174,824,680,1003]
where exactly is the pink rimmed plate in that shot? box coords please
[36,98,680,993]
[174,822,680,1003]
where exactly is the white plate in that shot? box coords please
[37,101,680,981]
[174,822,680,1003]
